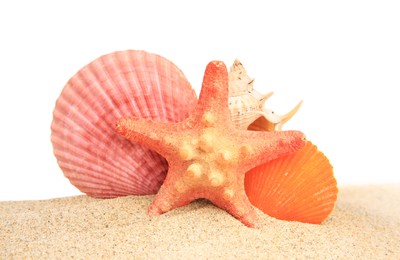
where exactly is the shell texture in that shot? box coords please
[244,141,337,224]
[228,60,302,131]
[51,50,198,198]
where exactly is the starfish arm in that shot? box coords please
[193,61,232,122]
[239,130,307,172]
[231,198,257,228]
[115,117,181,158]
[212,186,258,227]
[147,182,182,216]
[147,164,198,216]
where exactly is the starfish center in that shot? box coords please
[173,114,244,200]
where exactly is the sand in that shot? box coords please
[1,185,399,259]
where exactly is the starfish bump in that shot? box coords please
[115,61,306,227]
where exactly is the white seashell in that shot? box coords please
[228,59,256,96]
[51,50,198,198]
[247,100,303,132]
[228,59,302,131]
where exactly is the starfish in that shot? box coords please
[115,61,306,227]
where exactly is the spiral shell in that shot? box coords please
[245,141,337,224]
[228,60,302,131]
[51,50,197,198]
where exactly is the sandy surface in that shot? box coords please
[1,185,399,259]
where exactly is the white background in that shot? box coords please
[1,1,399,201]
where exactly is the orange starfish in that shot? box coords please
[115,61,306,227]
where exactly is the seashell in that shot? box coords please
[228,59,302,131]
[247,100,303,132]
[51,50,198,198]
[244,141,338,224]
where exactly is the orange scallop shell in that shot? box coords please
[245,141,338,224]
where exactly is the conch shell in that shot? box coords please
[228,59,302,131]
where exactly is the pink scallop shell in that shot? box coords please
[51,50,198,198]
